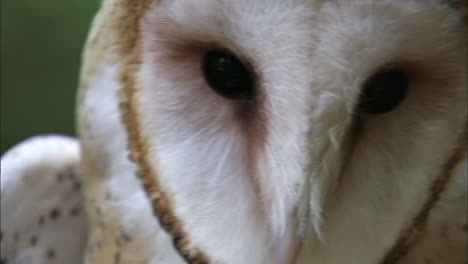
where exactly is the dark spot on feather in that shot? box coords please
[106,190,112,200]
[114,252,121,264]
[49,208,61,220]
[73,182,81,191]
[1,257,8,264]
[57,172,64,182]
[121,232,132,243]
[38,216,45,226]
[70,206,80,217]
[30,236,38,246]
[46,248,55,259]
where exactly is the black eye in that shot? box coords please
[358,70,409,114]
[202,50,255,100]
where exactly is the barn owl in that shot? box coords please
[1,0,467,263]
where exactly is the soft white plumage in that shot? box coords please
[1,136,87,264]
[1,0,466,263]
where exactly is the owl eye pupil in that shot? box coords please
[359,70,409,114]
[202,50,255,100]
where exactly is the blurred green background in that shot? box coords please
[1,1,100,154]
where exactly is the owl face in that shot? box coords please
[79,0,467,263]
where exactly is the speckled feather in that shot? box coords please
[0,136,87,264]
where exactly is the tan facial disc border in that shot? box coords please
[109,0,211,263]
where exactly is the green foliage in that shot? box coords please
[1,0,100,154]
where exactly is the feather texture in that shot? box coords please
[1,135,87,264]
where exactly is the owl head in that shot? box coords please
[78,0,467,263]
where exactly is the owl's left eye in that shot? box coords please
[202,50,255,100]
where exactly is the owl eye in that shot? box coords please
[359,70,409,114]
[202,50,255,100]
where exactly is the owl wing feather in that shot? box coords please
[1,135,88,264]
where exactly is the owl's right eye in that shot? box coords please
[202,50,255,100]
[358,70,409,114]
